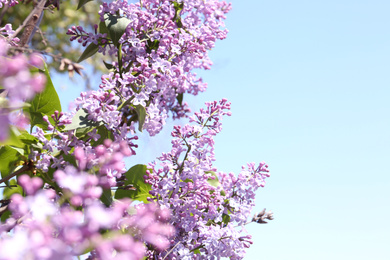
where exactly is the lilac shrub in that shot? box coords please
[0,0,272,259]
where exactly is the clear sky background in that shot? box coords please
[55,0,390,259]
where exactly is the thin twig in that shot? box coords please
[0,165,29,185]
[8,45,61,59]
[162,241,181,260]
[0,185,17,188]
[36,26,47,46]
[8,45,84,76]
[178,136,191,174]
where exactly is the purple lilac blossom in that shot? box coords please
[1,178,173,259]
[0,37,45,142]
[68,0,231,137]
[0,0,19,8]
[146,100,270,259]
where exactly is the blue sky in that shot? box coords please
[55,0,390,259]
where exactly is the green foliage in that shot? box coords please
[3,179,23,199]
[63,109,98,131]
[17,130,39,145]
[62,153,78,167]
[193,249,201,255]
[100,188,113,207]
[222,213,231,225]
[172,1,184,28]
[63,109,114,144]
[0,209,11,223]
[115,164,152,203]
[92,125,114,145]
[103,60,115,71]
[0,127,24,148]
[205,171,221,188]
[26,63,62,130]
[146,39,160,53]
[77,0,95,10]
[77,43,99,63]
[176,93,184,106]
[0,146,20,181]
[103,13,131,46]
[134,105,146,132]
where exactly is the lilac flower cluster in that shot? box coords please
[0,0,18,8]
[0,189,171,259]
[1,153,174,259]
[67,0,231,136]
[146,99,270,259]
[31,124,137,188]
[0,0,272,259]
[0,35,45,141]
[0,23,19,45]
[67,25,108,47]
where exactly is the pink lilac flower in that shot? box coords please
[0,38,46,142]
[0,0,19,8]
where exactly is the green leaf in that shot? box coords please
[205,171,220,188]
[27,63,62,129]
[11,146,24,156]
[176,92,183,106]
[222,213,231,225]
[91,125,114,145]
[193,249,201,255]
[0,126,23,148]
[62,153,77,167]
[147,39,160,52]
[172,1,184,28]
[0,146,20,181]
[75,127,92,138]
[77,42,99,63]
[103,60,115,71]
[0,209,11,222]
[99,20,109,35]
[115,164,152,203]
[173,1,184,19]
[117,43,123,74]
[145,39,160,53]
[134,105,146,132]
[63,109,99,131]
[77,0,94,10]
[17,130,38,145]
[104,13,131,46]
[100,188,113,207]
[3,179,23,199]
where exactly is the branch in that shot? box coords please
[0,3,10,23]
[178,141,191,174]
[0,165,30,185]
[11,0,48,47]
